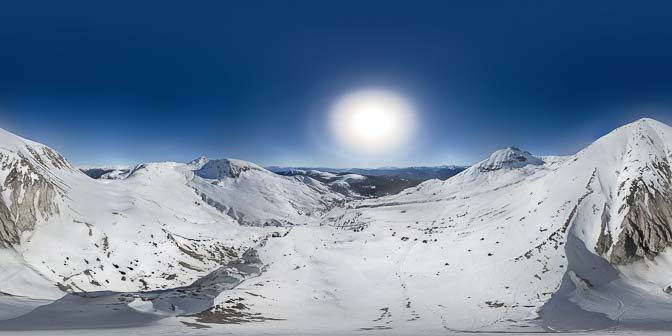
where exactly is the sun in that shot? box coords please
[329,89,416,154]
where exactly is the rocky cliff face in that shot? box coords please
[609,161,672,264]
[573,119,672,266]
[0,147,69,247]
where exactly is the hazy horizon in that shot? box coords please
[3,115,671,169]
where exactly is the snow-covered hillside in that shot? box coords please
[275,169,369,197]
[196,118,672,332]
[0,133,342,302]
[276,169,424,198]
[3,118,672,334]
[268,165,467,181]
[79,165,134,180]
[190,158,343,226]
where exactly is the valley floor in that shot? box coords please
[0,319,666,336]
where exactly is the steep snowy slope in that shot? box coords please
[547,117,672,326]
[0,129,77,298]
[0,132,342,301]
[198,118,672,332]
[190,158,342,226]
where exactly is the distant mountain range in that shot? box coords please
[81,163,467,198]
[267,165,467,181]
[81,163,467,183]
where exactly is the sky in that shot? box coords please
[1,1,672,167]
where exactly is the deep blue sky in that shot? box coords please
[1,1,672,167]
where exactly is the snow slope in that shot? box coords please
[276,169,425,198]
[0,134,342,301]
[3,118,672,333]
[195,118,672,332]
[190,158,343,226]
[277,169,369,197]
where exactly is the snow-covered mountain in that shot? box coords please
[3,118,672,334]
[201,118,672,332]
[268,165,467,181]
[475,146,544,171]
[79,165,133,180]
[274,168,421,197]
[0,133,342,302]
[189,157,343,226]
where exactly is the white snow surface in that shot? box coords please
[2,118,672,333]
[0,134,343,300]
[476,146,544,171]
[200,118,672,332]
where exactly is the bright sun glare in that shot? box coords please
[330,89,416,154]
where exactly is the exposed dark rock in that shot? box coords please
[610,161,672,264]
[0,156,60,247]
[595,204,613,256]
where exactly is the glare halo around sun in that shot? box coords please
[329,89,416,154]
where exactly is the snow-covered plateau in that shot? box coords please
[3,118,672,335]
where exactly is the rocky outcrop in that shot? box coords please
[0,155,60,247]
[25,146,72,171]
[609,161,672,264]
[595,204,612,256]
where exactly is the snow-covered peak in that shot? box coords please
[477,147,544,172]
[0,128,74,172]
[584,117,670,153]
[0,127,41,152]
[632,117,669,128]
[78,164,132,171]
[187,156,210,169]
[282,169,338,180]
[306,169,338,179]
[195,158,265,179]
